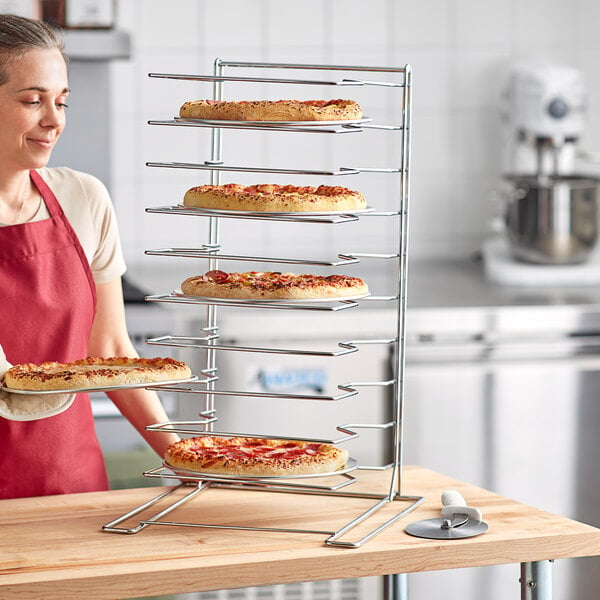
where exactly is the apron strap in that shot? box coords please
[30,170,63,217]
[29,169,97,309]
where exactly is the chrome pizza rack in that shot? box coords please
[145,291,362,311]
[102,59,423,548]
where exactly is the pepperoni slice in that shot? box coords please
[204,270,229,282]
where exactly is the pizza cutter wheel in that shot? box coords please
[405,490,488,540]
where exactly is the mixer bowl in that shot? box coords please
[505,175,600,265]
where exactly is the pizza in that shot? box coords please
[180,271,369,301]
[179,99,362,122]
[183,184,366,213]
[164,435,349,477]
[3,356,192,391]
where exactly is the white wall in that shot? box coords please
[108,0,600,268]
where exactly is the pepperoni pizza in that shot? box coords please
[165,435,349,477]
[180,271,369,301]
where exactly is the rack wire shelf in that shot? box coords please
[144,247,364,266]
[148,69,407,88]
[103,58,419,548]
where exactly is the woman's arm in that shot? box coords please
[88,277,180,457]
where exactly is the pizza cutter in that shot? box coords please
[404,489,488,540]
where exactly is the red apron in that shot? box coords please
[0,170,109,498]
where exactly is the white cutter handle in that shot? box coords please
[440,489,483,522]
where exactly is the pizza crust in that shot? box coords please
[183,184,366,213]
[179,99,362,122]
[180,271,369,300]
[4,356,192,391]
[165,436,349,477]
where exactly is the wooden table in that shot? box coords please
[1,466,599,600]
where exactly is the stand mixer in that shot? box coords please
[483,59,600,285]
[501,58,587,179]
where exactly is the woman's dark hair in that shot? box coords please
[0,15,66,85]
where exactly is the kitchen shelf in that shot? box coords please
[63,29,131,61]
[104,58,415,548]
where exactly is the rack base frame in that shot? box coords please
[102,473,424,549]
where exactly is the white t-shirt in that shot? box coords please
[29,166,127,284]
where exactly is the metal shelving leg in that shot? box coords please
[383,573,408,600]
[520,561,553,600]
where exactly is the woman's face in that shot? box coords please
[0,47,69,172]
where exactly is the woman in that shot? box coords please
[0,15,179,498]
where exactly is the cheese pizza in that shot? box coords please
[3,356,192,391]
[183,184,366,213]
[164,435,349,477]
[179,99,362,122]
[180,271,369,301]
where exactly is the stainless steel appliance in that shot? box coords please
[500,59,587,179]
[402,259,600,600]
[497,59,599,266]
[504,174,600,265]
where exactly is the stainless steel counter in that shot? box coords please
[405,257,600,341]
[408,257,600,310]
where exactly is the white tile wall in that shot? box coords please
[107,0,600,267]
